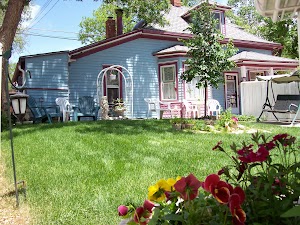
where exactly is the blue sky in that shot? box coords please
[12,0,227,62]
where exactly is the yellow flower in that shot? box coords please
[148,178,181,202]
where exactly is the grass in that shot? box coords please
[1,119,300,225]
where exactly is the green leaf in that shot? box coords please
[281,206,300,218]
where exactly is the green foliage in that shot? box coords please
[226,0,264,35]
[79,3,135,44]
[182,2,237,89]
[215,108,234,128]
[259,18,298,58]
[226,0,298,59]
[215,133,300,225]
[236,114,256,122]
[170,117,183,124]
[79,0,174,44]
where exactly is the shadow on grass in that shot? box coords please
[1,119,195,141]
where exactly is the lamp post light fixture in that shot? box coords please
[10,93,29,123]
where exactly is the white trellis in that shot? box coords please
[96,65,133,119]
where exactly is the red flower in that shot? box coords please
[202,174,220,193]
[272,133,288,142]
[232,186,245,204]
[237,145,256,163]
[174,173,202,200]
[229,194,246,225]
[213,181,233,204]
[255,146,269,162]
[261,141,276,151]
[133,200,155,225]
[118,205,128,216]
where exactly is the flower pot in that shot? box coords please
[172,123,182,130]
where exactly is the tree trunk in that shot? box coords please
[204,82,208,117]
[0,0,27,111]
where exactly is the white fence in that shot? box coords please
[240,81,300,121]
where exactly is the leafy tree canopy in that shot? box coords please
[182,2,237,89]
[226,0,298,59]
[79,0,197,44]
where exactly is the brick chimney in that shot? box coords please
[170,0,181,7]
[106,17,116,39]
[115,8,123,36]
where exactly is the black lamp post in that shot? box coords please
[1,46,31,207]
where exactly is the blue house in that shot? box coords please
[14,0,298,120]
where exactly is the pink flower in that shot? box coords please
[174,173,202,200]
[118,205,128,216]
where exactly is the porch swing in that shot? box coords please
[256,71,300,126]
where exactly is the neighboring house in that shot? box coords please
[13,0,298,119]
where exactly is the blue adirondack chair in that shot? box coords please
[27,96,61,124]
[73,96,99,121]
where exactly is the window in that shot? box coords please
[184,65,205,101]
[249,71,264,81]
[103,67,122,105]
[213,12,221,31]
[160,64,177,100]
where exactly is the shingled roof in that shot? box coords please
[149,3,276,45]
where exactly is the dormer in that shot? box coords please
[181,2,231,35]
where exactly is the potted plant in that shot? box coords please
[170,117,183,130]
[113,98,126,117]
[182,118,196,129]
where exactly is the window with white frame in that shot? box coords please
[184,65,205,101]
[160,64,177,100]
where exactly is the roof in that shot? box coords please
[149,4,278,45]
[255,0,300,22]
[229,51,298,69]
[229,51,298,63]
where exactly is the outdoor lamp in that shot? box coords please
[10,93,29,123]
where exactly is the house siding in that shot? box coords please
[24,53,69,105]
[69,38,181,118]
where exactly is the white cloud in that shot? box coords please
[21,4,41,29]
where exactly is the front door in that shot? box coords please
[225,73,239,114]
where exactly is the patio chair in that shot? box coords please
[27,96,61,124]
[206,99,221,118]
[182,100,198,118]
[144,98,179,119]
[73,96,100,121]
[55,97,72,122]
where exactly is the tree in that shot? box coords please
[182,2,237,116]
[0,0,29,111]
[79,0,198,44]
[79,3,135,44]
[226,0,298,59]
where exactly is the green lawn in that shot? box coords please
[1,120,299,225]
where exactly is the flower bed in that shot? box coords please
[118,133,300,225]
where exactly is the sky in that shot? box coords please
[12,0,227,62]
